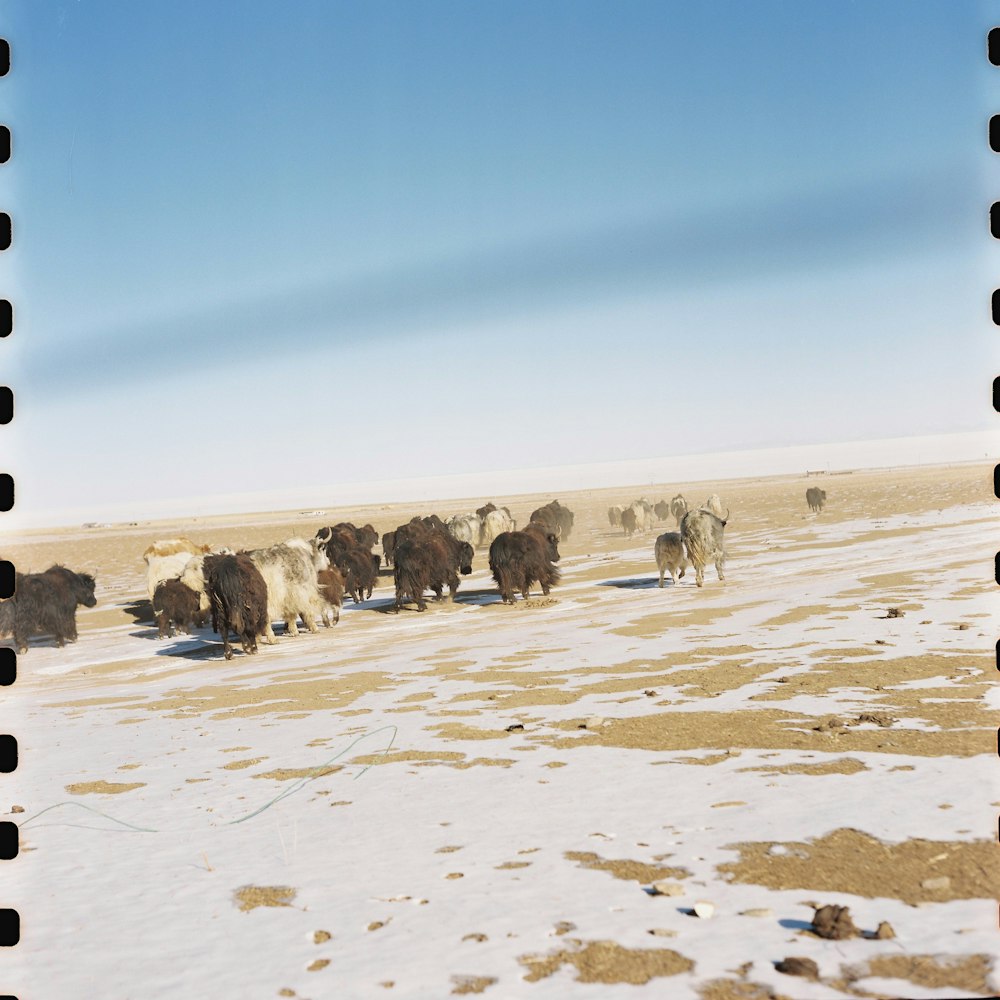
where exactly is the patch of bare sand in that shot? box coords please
[450,975,498,994]
[762,605,841,628]
[65,780,145,794]
[520,940,694,984]
[611,604,759,637]
[71,670,397,719]
[351,750,465,766]
[252,766,344,781]
[428,723,516,741]
[564,851,690,883]
[736,758,869,776]
[233,885,297,912]
[717,829,999,903]
[697,979,793,1000]
[837,954,995,997]
[220,758,266,770]
[750,655,996,733]
[540,708,991,757]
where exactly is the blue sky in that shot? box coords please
[1,2,995,519]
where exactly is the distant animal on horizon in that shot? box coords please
[529,500,574,541]
[621,505,638,538]
[681,508,728,588]
[0,565,97,653]
[203,553,269,660]
[447,513,482,548]
[702,494,726,520]
[630,500,654,534]
[806,487,827,513]
[481,507,516,547]
[654,532,687,587]
[670,494,688,527]
[152,579,206,639]
[489,523,560,605]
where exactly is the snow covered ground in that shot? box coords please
[3,476,997,998]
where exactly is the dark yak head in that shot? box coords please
[74,572,98,608]
[545,532,561,563]
[457,542,474,575]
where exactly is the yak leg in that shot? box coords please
[695,564,705,588]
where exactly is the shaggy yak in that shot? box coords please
[392,519,474,612]
[670,494,688,527]
[381,531,397,568]
[488,523,561,605]
[316,567,346,626]
[680,508,729,588]
[620,505,638,538]
[654,500,671,522]
[152,579,206,639]
[654,532,687,587]
[0,565,97,653]
[203,553,269,660]
[317,526,379,604]
[529,500,575,541]
[806,487,827,513]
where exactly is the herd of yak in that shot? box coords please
[2,488,829,659]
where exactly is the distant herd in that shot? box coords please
[3,489,829,658]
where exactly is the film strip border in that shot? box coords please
[991,27,1000,935]
[0,36,17,972]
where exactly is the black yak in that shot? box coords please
[806,487,827,513]
[381,530,397,568]
[529,500,574,541]
[620,506,638,538]
[203,554,269,659]
[0,565,97,653]
[152,579,206,639]
[489,524,560,605]
[392,520,474,611]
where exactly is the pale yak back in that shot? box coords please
[245,542,326,643]
[680,509,727,588]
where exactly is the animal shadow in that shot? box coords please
[599,577,665,590]
[121,599,155,625]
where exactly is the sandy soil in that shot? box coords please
[5,462,997,999]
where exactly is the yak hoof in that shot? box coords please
[224,649,234,660]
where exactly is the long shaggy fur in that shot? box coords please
[1,565,97,653]
[654,532,687,587]
[204,554,268,659]
[680,509,727,588]
[392,521,474,611]
[488,525,560,604]
[529,500,574,541]
[152,579,206,638]
[244,542,327,641]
